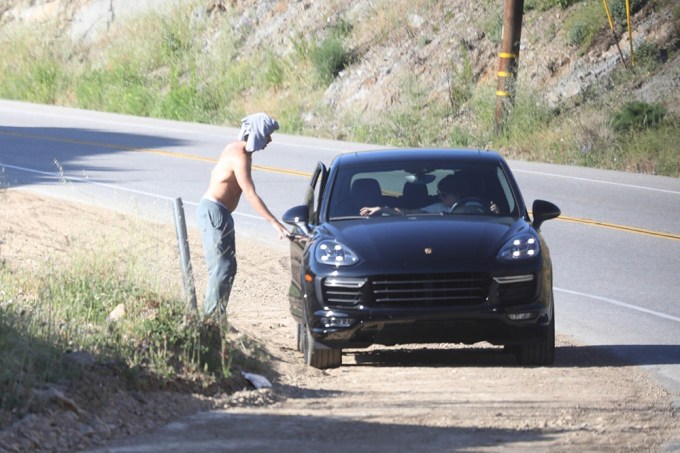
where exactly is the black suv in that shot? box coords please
[283,149,560,369]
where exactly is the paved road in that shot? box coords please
[1,99,679,400]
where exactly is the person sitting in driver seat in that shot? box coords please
[359,174,500,216]
[360,174,499,216]
[421,174,467,213]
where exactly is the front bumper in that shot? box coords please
[309,303,552,349]
[300,269,553,349]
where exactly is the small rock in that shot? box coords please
[242,371,272,389]
[30,387,80,413]
[65,350,95,367]
[107,303,126,322]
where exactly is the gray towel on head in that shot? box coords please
[237,113,279,152]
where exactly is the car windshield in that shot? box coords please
[327,161,519,219]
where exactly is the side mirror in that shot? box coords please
[283,205,312,236]
[532,200,560,230]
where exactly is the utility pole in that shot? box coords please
[495,0,525,133]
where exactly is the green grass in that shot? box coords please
[564,0,607,54]
[0,0,677,176]
[0,216,270,421]
[311,36,351,85]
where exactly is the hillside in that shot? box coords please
[1,0,679,175]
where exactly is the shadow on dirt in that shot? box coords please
[85,410,558,453]
[344,344,680,368]
[347,345,516,368]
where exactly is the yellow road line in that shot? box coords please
[3,129,678,241]
[557,214,680,241]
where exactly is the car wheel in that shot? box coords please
[516,312,555,366]
[302,324,342,369]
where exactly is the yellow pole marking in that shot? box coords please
[3,129,679,241]
[496,90,512,97]
[602,0,615,30]
[626,0,634,66]
[499,52,516,59]
[497,71,513,78]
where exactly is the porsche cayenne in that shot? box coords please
[283,149,560,369]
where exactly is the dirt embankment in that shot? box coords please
[3,0,680,121]
[0,189,677,452]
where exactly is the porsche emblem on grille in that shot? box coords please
[424,247,433,255]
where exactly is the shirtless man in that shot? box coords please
[196,112,289,317]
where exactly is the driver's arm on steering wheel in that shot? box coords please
[450,197,497,214]
[360,206,419,216]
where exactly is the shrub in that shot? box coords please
[75,66,155,116]
[526,0,583,10]
[612,101,666,132]
[480,9,502,45]
[569,22,590,46]
[260,53,285,90]
[311,36,350,85]
[329,18,353,38]
[565,0,605,53]
[633,40,662,71]
[448,41,474,115]
[610,0,646,25]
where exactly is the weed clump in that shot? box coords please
[311,36,351,85]
[0,255,260,420]
[612,101,666,132]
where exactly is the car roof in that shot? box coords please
[331,148,505,167]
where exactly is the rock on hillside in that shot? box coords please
[3,0,679,124]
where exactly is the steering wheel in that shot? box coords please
[450,197,490,214]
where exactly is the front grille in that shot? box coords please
[322,273,489,308]
[371,273,489,306]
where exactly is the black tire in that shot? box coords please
[516,313,555,366]
[302,325,342,369]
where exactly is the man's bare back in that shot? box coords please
[203,138,288,238]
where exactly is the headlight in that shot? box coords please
[315,240,359,266]
[497,234,539,261]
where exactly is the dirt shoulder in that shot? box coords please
[0,189,678,452]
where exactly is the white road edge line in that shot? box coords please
[0,162,264,221]
[5,163,680,324]
[555,287,680,323]
[514,169,680,195]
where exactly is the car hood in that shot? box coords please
[320,216,531,271]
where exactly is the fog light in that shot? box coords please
[320,317,354,328]
[508,312,535,321]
